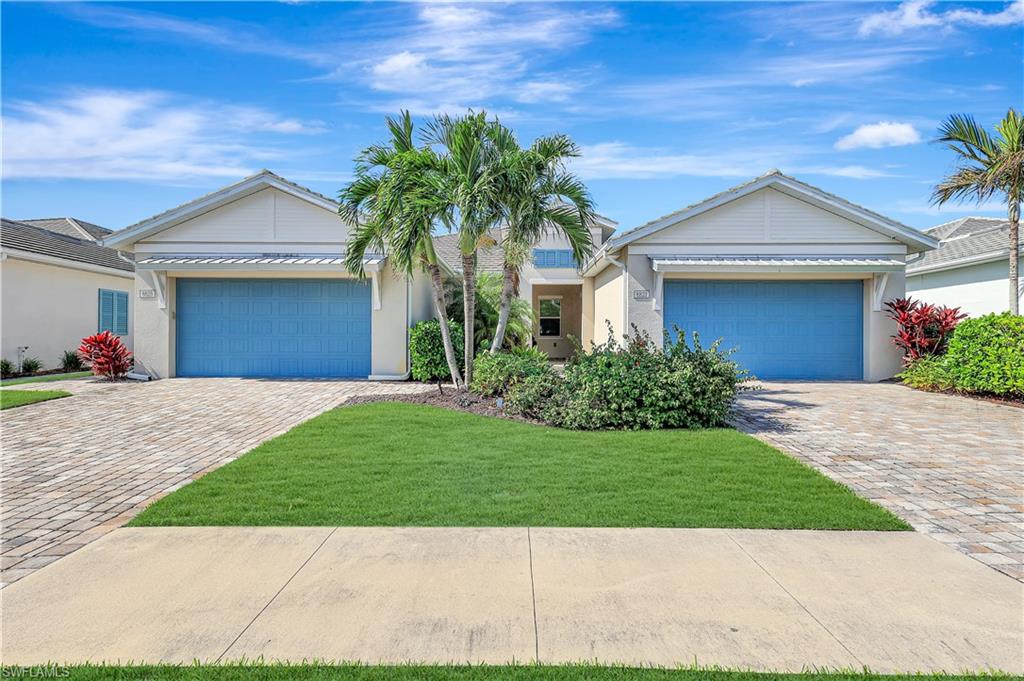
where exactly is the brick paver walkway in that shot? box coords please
[732,381,1024,581]
[0,377,432,587]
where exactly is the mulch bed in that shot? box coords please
[345,388,547,425]
[893,381,1024,409]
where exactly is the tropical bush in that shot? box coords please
[446,272,535,351]
[470,347,550,397]
[61,349,85,372]
[410,319,465,384]
[897,313,1023,397]
[505,326,746,430]
[945,313,1024,395]
[884,297,966,363]
[78,331,132,380]
[19,357,42,374]
[0,358,14,378]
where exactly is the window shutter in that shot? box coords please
[98,290,114,333]
[98,289,128,334]
[114,291,129,335]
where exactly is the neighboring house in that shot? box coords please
[906,217,1022,317]
[432,213,617,359]
[104,169,936,382]
[0,218,135,370]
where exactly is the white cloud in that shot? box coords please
[516,81,579,104]
[834,122,922,150]
[571,142,783,180]
[1,90,325,180]
[858,0,1024,37]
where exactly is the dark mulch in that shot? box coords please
[893,381,1024,409]
[345,387,546,424]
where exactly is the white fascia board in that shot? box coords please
[650,260,905,274]
[135,261,354,272]
[906,249,1011,276]
[610,175,938,253]
[103,173,341,250]
[2,247,135,279]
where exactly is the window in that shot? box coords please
[98,289,129,336]
[533,249,577,269]
[539,297,561,337]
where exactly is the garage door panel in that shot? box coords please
[663,280,863,380]
[176,278,371,378]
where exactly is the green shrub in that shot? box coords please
[410,319,465,383]
[944,313,1024,396]
[898,356,954,391]
[505,370,564,420]
[19,357,42,374]
[470,347,551,396]
[61,350,85,372]
[0,358,14,378]
[506,326,746,430]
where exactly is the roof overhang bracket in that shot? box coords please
[871,272,890,312]
[152,270,167,310]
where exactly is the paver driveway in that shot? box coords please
[0,377,432,587]
[732,381,1024,581]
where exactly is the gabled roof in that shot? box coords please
[908,217,1013,274]
[1,218,134,273]
[102,170,341,250]
[20,217,112,242]
[595,170,938,261]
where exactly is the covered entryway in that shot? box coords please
[176,278,371,378]
[663,279,863,380]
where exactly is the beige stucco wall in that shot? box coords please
[592,263,625,343]
[907,256,1024,317]
[1,256,133,370]
[132,267,411,379]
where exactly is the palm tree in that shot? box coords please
[423,112,503,385]
[933,109,1023,314]
[339,111,464,387]
[446,272,536,350]
[488,130,597,353]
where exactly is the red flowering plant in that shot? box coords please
[78,331,133,380]
[884,297,966,364]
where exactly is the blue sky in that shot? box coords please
[2,1,1021,233]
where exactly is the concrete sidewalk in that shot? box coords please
[2,527,1020,673]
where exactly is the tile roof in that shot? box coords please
[1,218,134,273]
[908,217,1012,273]
[432,230,505,273]
[19,217,112,242]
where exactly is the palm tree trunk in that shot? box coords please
[427,262,463,388]
[489,262,518,354]
[461,253,476,388]
[1010,202,1020,315]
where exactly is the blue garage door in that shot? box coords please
[176,278,371,378]
[663,280,863,380]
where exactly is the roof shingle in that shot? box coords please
[1,218,134,273]
[909,217,1011,273]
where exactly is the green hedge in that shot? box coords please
[506,327,747,430]
[410,320,464,383]
[899,313,1024,397]
[470,347,550,396]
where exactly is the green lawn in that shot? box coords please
[48,665,1005,681]
[131,402,907,530]
[0,389,71,410]
[0,370,91,385]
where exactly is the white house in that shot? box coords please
[103,169,936,382]
[1,218,134,370]
[906,217,1022,316]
